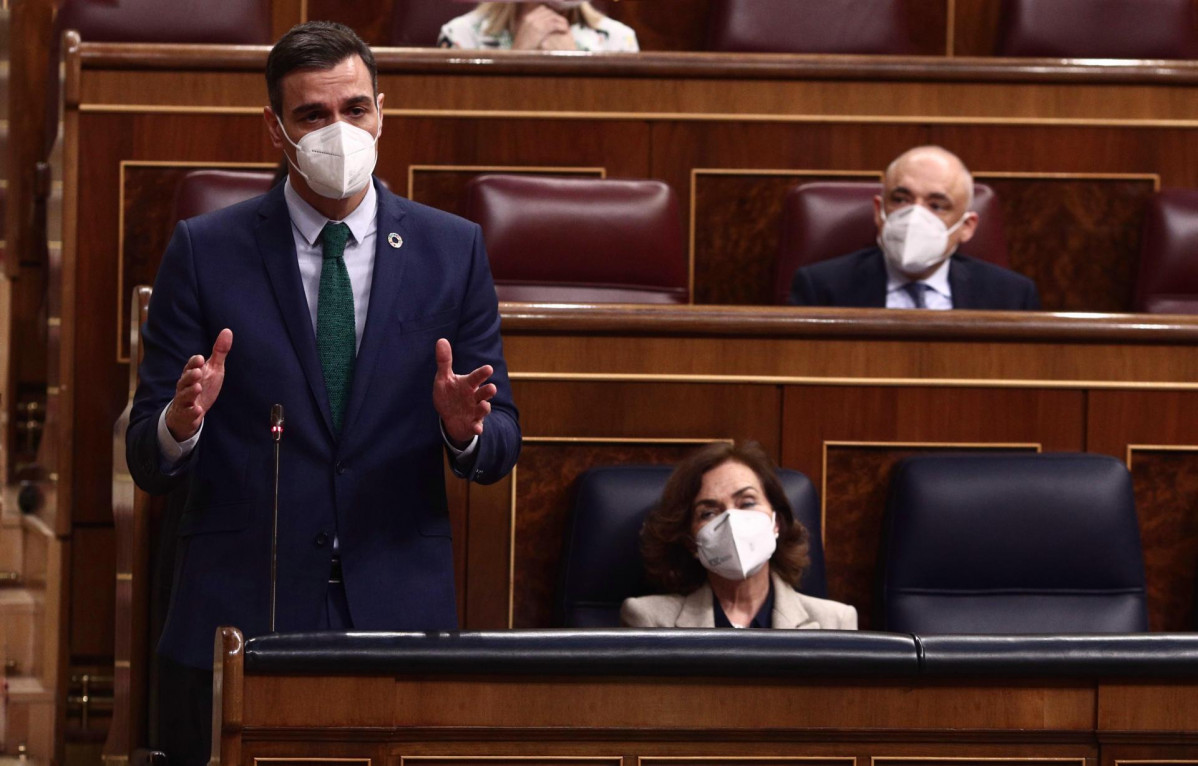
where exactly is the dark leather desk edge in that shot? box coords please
[242,630,1198,678]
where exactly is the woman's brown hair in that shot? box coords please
[640,441,810,594]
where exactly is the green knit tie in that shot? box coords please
[317,221,355,433]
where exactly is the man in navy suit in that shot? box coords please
[126,21,520,764]
[789,146,1040,310]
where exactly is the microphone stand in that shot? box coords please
[269,404,284,632]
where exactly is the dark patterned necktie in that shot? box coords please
[317,222,355,432]
[902,281,929,309]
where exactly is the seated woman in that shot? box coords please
[621,441,857,629]
[439,1,639,52]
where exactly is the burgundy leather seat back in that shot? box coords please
[997,0,1198,59]
[464,175,688,304]
[1135,189,1198,314]
[707,0,916,54]
[173,170,276,226]
[58,0,272,43]
[390,0,467,46]
[775,181,1008,305]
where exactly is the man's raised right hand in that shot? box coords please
[165,328,233,442]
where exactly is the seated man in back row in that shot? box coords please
[789,145,1041,310]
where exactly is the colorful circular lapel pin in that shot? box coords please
[388,232,403,249]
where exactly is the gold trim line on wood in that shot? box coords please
[821,441,1042,548]
[75,104,1198,129]
[873,761,1086,765]
[506,436,724,628]
[114,660,131,669]
[407,164,607,200]
[254,760,370,765]
[1115,761,1198,764]
[47,317,61,327]
[1125,443,1198,470]
[116,160,280,364]
[642,760,854,764]
[873,761,1085,765]
[116,573,132,581]
[508,371,1198,391]
[101,757,130,766]
[47,386,61,395]
[404,759,622,763]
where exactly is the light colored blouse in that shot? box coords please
[438,8,640,52]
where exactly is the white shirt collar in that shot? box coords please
[283,176,378,247]
[884,253,953,300]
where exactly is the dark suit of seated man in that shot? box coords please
[789,145,1041,310]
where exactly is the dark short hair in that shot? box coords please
[640,441,810,594]
[266,21,377,117]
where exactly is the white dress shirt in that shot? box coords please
[884,256,954,310]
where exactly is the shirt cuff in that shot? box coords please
[440,420,479,465]
[157,405,201,468]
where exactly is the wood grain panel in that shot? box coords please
[976,177,1154,312]
[310,0,396,45]
[511,440,706,629]
[70,525,115,659]
[510,382,782,451]
[1128,449,1198,632]
[952,0,1003,56]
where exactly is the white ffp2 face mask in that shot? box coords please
[878,204,968,275]
[277,112,379,200]
[694,509,777,581]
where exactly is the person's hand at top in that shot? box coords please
[512,4,576,51]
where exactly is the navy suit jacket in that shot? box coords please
[127,179,521,668]
[789,247,1041,310]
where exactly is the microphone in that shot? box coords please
[269,404,284,632]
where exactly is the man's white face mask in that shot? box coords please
[694,508,778,581]
[878,203,969,276]
[277,106,380,200]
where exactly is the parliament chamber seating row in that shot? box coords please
[173,168,1198,312]
[560,452,1149,633]
[53,0,1198,57]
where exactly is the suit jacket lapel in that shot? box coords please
[256,185,335,436]
[675,583,715,627]
[770,573,819,629]
[341,182,410,436]
[947,255,973,309]
[860,248,890,307]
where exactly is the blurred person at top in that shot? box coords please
[439,1,639,51]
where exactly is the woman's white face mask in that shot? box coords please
[694,508,778,581]
[878,204,969,276]
[277,105,380,200]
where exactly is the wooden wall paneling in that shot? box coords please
[952,0,1003,56]
[379,117,652,183]
[1125,448,1198,632]
[780,385,1086,628]
[603,0,713,52]
[464,475,512,629]
[270,0,306,42]
[68,525,115,659]
[1086,389,1198,631]
[308,0,395,45]
[973,175,1156,312]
